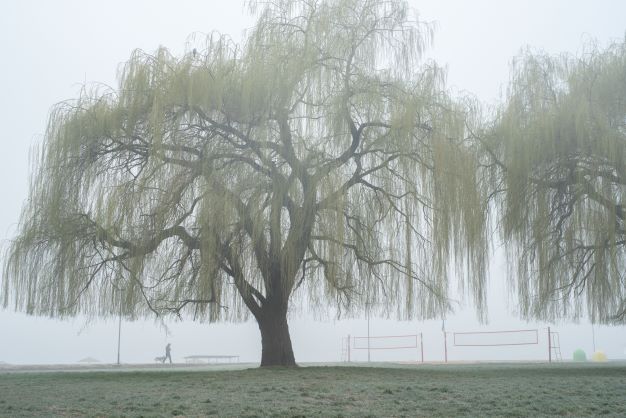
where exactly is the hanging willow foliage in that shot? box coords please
[489,39,626,323]
[2,0,488,325]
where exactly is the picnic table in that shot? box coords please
[183,355,240,364]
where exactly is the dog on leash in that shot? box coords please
[154,356,166,363]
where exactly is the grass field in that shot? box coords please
[1,362,625,417]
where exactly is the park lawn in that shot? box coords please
[0,363,625,417]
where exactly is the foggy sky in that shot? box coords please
[1,0,625,365]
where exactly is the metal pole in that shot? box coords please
[420,332,424,363]
[116,288,123,365]
[367,307,371,362]
[442,319,448,363]
[347,334,351,363]
[548,326,552,363]
[591,323,596,353]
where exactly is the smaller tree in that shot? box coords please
[487,40,626,322]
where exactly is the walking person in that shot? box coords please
[163,343,172,364]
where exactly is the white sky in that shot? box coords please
[0,0,625,365]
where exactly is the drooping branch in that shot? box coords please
[4,0,489,327]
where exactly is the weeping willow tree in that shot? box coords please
[488,39,626,324]
[3,0,489,366]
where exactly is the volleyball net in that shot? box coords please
[342,327,558,363]
[342,333,423,362]
[447,327,560,363]
[452,329,539,347]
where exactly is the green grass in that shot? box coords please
[1,363,625,417]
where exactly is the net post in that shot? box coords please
[443,331,448,363]
[420,332,424,363]
[348,334,351,363]
[548,327,552,363]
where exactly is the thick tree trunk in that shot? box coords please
[257,304,297,367]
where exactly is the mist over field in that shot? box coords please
[1,0,625,367]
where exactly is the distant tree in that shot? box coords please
[3,0,488,366]
[487,40,626,323]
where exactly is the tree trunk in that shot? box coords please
[257,304,297,367]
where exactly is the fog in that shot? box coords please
[1,0,625,365]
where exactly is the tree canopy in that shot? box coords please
[488,39,626,323]
[2,0,489,365]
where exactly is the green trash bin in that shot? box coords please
[572,349,586,362]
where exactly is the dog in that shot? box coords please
[154,356,166,363]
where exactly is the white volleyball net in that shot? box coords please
[452,329,539,347]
